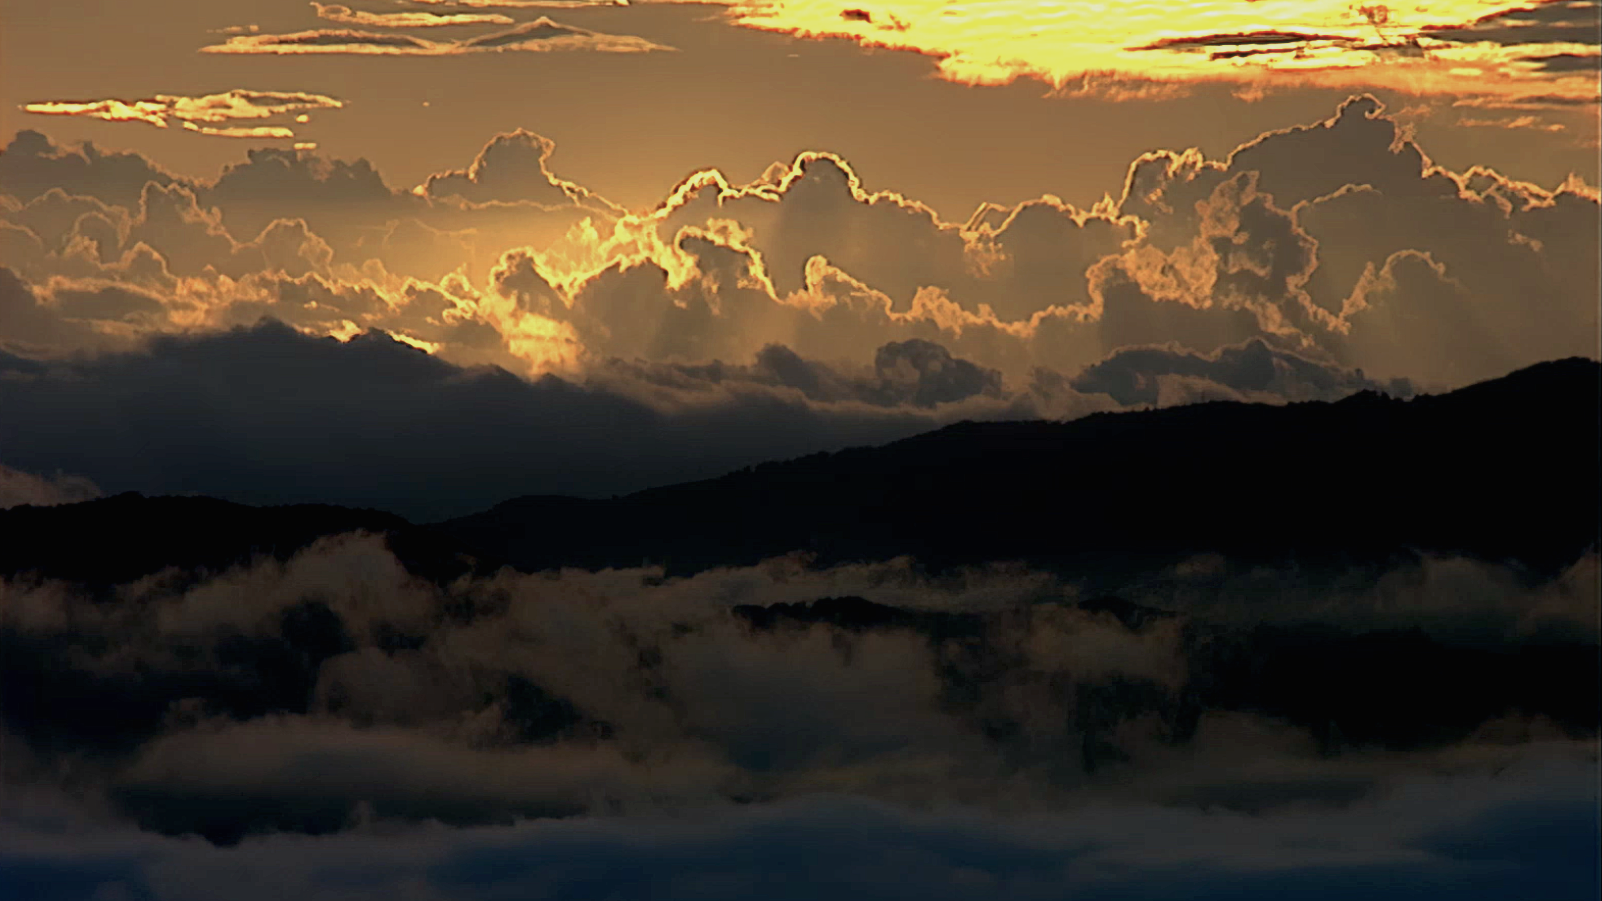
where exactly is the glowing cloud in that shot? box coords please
[21,90,343,140]
[202,18,674,54]
[312,2,515,27]
[710,0,1601,101]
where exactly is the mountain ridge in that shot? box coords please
[437,356,1600,578]
[3,357,1596,586]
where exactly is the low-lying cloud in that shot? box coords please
[5,756,1597,901]
[1,531,1593,849]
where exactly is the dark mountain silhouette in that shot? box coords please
[437,357,1601,579]
[2,358,1595,589]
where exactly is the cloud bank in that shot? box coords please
[2,530,1594,846]
[4,758,1596,901]
[4,96,1591,394]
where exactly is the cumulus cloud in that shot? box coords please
[201,18,674,55]
[0,130,177,209]
[0,130,607,291]
[466,93,1587,387]
[1,96,1595,429]
[420,129,620,210]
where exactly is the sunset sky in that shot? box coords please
[1,2,1598,898]
[4,0,1598,399]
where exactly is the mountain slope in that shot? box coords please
[437,357,1600,577]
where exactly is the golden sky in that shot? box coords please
[2,0,1596,211]
[1,0,1597,391]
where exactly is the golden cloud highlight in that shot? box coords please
[201,18,674,55]
[312,2,514,27]
[22,90,342,141]
[4,97,1595,388]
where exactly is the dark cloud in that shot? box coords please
[1134,31,1353,51]
[1527,52,1602,72]
[0,265,131,355]
[2,764,1597,901]
[607,338,1004,408]
[0,308,1425,516]
[0,130,176,209]
[0,522,1594,844]
[1069,338,1411,407]
[1425,0,1602,46]
[0,318,996,517]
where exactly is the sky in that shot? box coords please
[1,1,1599,897]
[2,0,1598,216]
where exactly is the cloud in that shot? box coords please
[2,96,1596,401]
[0,130,177,209]
[2,759,1598,901]
[0,312,1418,515]
[0,319,1002,516]
[1,524,1595,845]
[0,463,101,509]
[311,2,514,28]
[1424,0,1602,47]
[0,130,612,294]
[420,129,620,210]
[22,90,343,142]
[706,0,1602,102]
[1067,338,1412,407]
[604,339,1006,409]
[201,18,674,55]
[1108,95,1599,385]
